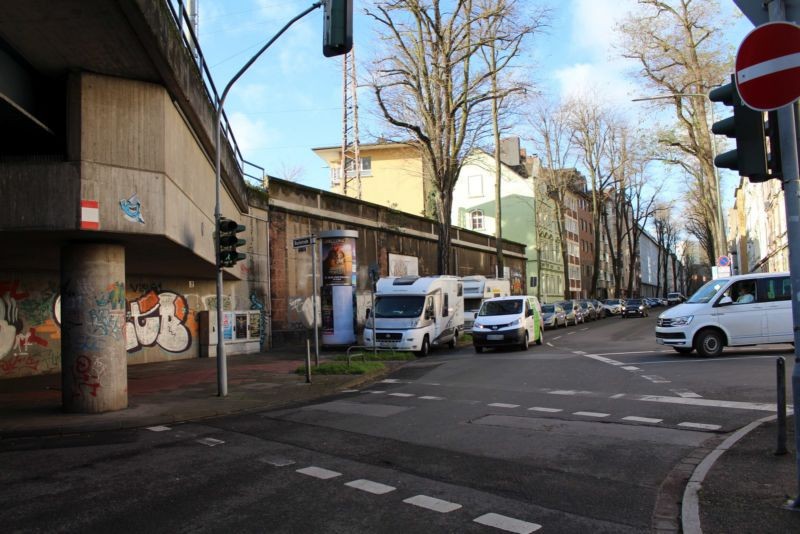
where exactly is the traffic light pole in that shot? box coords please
[213,2,322,397]
[768,0,800,511]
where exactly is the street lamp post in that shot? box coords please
[631,93,727,260]
[213,2,322,397]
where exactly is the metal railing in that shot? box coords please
[166,0,246,175]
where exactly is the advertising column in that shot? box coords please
[319,230,358,345]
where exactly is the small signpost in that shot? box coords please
[293,235,319,365]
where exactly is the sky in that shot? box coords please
[196,0,754,211]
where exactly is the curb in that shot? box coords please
[681,413,780,534]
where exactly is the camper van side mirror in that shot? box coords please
[425,309,434,320]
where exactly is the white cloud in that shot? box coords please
[568,0,636,58]
[553,61,638,106]
[227,111,282,152]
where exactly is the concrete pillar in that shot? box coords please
[60,243,128,413]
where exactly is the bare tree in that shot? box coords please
[653,206,679,296]
[618,0,733,266]
[367,0,531,274]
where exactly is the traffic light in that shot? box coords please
[218,217,246,268]
[322,0,352,57]
[709,76,781,183]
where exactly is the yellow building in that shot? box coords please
[312,142,429,216]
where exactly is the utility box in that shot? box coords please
[199,310,266,357]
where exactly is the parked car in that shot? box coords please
[622,298,649,318]
[666,292,686,306]
[645,297,663,308]
[473,295,544,352]
[578,300,597,321]
[591,299,606,318]
[602,299,624,316]
[541,303,567,329]
[656,272,792,357]
[559,300,584,326]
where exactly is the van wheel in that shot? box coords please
[695,329,724,357]
[416,336,430,357]
[535,328,543,345]
[519,332,529,351]
[674,347,693,355]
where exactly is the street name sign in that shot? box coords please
[293,236,315,249]
[735,21,800,111]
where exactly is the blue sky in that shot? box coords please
[197,0,753,210]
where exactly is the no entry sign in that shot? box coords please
[735,22,800,111]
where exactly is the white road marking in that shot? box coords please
[610,394,626,399]
[528,407,563,413]
[642,375,671,384]
[489,403,520,408]
[340,389,359,393]
[623,416,664,424]
[679,422,722,431]
[147,425,171,432]
[381,379,402,383]
[364,390,385,394]
[595,350,662,356]
[419,396,444,400]
[636,354,783,365]
[549,389,592,396]
[567,331,576,335]
[580,328,589,331]
[421,382,441,386]
[637,395,778,412]
[671,388,703,398]
[260,457,296,467]
[573,411,610,418]
[403,495,462,513]
[196,437,225,447]
[622,366,640,371]
[583,354,624,366]
[345,479,396,495]
[572,350,586,354]
[546,342,554,347]
[552,336,562,340]
[473,513,542,533]
[297,466,342,480]
[388,393,415,397]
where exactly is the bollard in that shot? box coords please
[777,357,787,455]
[305,339,312,384]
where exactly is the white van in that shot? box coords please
[461,276,511,331]
[655,272,792,357]
[364,276,464,356]
[472,295,543,353]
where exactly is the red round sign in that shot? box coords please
[735,21,800,111]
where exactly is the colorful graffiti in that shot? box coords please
[249,292,267,348]
[125,290,192,353]
[71,354,103,398]
[1,281,61,378]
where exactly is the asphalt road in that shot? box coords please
[1,312,793,533]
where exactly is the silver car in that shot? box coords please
[541,303,567,329]
[558,300,584,326]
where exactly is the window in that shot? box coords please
[470,210,484,230]
[468,175,483,197]
[758,276,791,302]
[345,156,372,176]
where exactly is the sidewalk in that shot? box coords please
[0,350,397,438]
[1,352,799,533]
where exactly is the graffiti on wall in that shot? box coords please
[249,292,267,348]
[0,280,61,378]
[125,290,192,353]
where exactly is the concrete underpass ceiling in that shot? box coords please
[0,0,159,81]
[0,232,226,281]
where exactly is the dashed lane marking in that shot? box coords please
[381,379,402,383]
[678,422,722,431]
[488,403,520,408]
[572,350,586,354]
[671,389,703,398]
[573,411,610,418]
[419,396,444,400]
[549,390,592,396]
[580,328,589,331]
[345,479,396,495]
[403,495,462,513]
[196,437,225,447]
[610,394,626,399]
[473,513,542,533]
[528,407,563,413]
[622,416,664,424]
[297,466,342,480]
[552,336,562,340]
[260,457,296,467]
[388,393,415,397]
[341,389,359,393]
[546,342,554,347]
[583,354,624,365]
[637,395,778,412]
[642,375,671,384]
[622,366,640,371]
[365,390,385,394]
[594,350,665,356]
[147,425,171,432]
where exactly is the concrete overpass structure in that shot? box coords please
[0,0,267,411]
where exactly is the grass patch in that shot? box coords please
[295,361,386,375]
[332,350,417,362]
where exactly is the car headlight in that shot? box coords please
[638,305,644,310]
[473,322,487,330]
[668,315,693,326]
[507,318,520,327]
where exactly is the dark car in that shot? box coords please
[578,300,597,321]
[622,298,649,318]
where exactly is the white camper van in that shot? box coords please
[364,276,464,356]
[461,276,511,331]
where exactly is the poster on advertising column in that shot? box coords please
[321,236,356,285]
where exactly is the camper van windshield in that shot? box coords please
[374,296,426,318]
[479,300,522,316]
